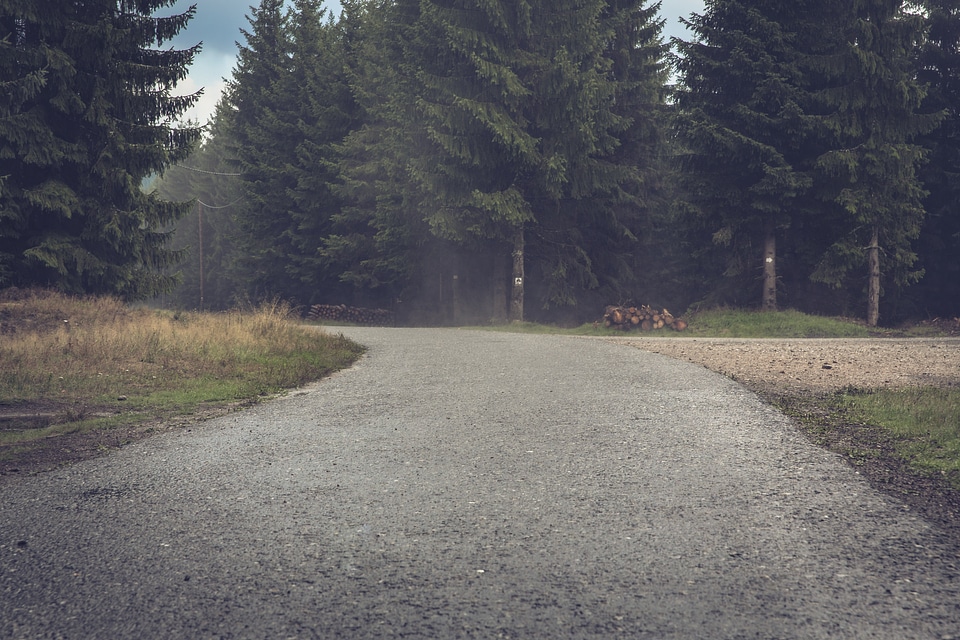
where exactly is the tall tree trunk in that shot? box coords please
[762,217,777,311]
[492,249,508,323]
[867,225,881,327]
[509,226,525,323]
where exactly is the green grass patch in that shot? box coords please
[837,387,960,488]
[679,308,872,338]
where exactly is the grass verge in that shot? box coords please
[0,289,364,468]
[772,387,960,535]
[777,388,960,490]
[678,308,873,338]
[833,387,960,488]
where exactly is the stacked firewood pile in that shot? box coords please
[602,305,688,331]
[306,304,394,326]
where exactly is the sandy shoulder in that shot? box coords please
[604,336,960,395]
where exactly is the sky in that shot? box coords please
[164,0,706,125]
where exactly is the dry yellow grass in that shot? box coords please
[0,289,364,451]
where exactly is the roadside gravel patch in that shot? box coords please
[2,328,959,638]
[603,336,960,394]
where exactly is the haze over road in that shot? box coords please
[2,328,958,638]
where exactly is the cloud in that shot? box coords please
[161,1,344,125]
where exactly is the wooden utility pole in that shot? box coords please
[198,200,204,310]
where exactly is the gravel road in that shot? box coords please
[2,328,959,639]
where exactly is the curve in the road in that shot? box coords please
[2,328,958,639]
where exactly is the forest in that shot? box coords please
[3,1,960,327]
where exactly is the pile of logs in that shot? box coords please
[306,304,394,326]
[602,305,688,331]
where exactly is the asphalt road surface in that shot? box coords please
[2,328,959,639]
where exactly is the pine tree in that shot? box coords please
[398,0,667,321]
[283,0,360,303]
[0,0,203,299]
[322,0,430,308]
[225,0,361,305]
[914,0,960,317]
[673,0,841,311]
[324,1,670,323]
[528,0,670,315]
[408,0,541,321]
[224,0,298,301]
[591,0,672,309]
[812,0,941,326]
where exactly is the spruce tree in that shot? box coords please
[224,0,298,301]
[528,0,670,315]
[322,0,430,306]
[152,97,244,310]
[673,0,840,311]
[398,0,667,321]
[0,0,203,299]
[812,0,941,326]
[226,0,361,305]
[914,0,960,317]
[283,0,360,303]
[407,0,541,321]
[325,1,670,322]
[593,0,672,309]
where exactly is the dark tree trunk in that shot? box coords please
[867,225,880,327]
[509,226,524,323]
[762,218,777,311]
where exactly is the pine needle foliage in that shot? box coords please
[811,0,942,326]
[330,0,670,317]
[0,0,203,299]
[912,0,960,317]
[224,0,361,306]
[674,0,942,324]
